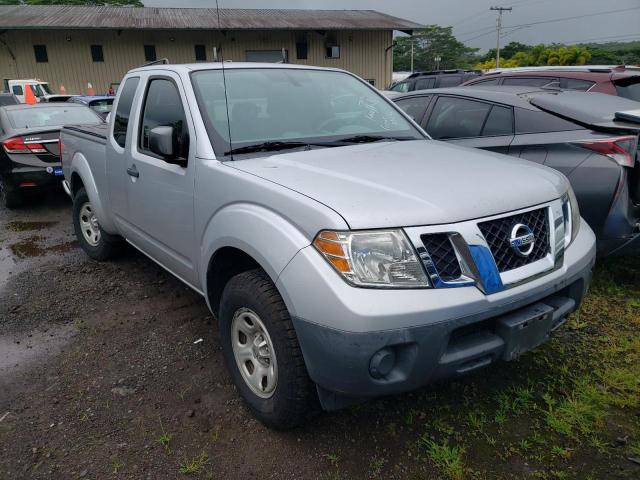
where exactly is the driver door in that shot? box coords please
[124,73,199,287]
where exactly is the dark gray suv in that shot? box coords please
[394,86,640,256]
[388,70,481,93]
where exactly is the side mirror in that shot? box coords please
[149,125,176,159]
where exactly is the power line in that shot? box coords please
[458,5,640,39]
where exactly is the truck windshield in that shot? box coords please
[191,68,423,158]
[7,106,101,129]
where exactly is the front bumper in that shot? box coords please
[276,219,595,407]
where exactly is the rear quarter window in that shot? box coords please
[514,107,582,134]
[503,77,558,87]
[615,78,640,102]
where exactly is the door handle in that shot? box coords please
[126,165,139,178]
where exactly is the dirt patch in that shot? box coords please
[1,207,639,479]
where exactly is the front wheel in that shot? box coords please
[72,187,123,261]
[219,269,319,429]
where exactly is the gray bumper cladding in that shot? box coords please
[293,276,588,411]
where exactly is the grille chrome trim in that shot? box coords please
[404,198,566,294]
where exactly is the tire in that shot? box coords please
[219,268,320,429]
[0,176,22,209]
[72,187,123,261]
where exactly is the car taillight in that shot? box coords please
[576,135,638,168]
[2,137,47,154]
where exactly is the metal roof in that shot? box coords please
[0,6,422,31]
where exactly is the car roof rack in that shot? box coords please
[407,69,479,78]
[482,65,637,75]
[141,58,170,67]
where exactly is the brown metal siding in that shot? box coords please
[0,6,422,31]
[0,29,393,94]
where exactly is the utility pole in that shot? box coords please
[490,6,512,68]
[410,39,414,73]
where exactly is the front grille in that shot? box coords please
[478,207,550,273]
[420,233,462,281]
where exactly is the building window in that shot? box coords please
[325,45,340,59]
[144,45,157,62]
[296,41,308,60]
[90,45,104,63]
[194,44,206,62]
[366,79,375,86]
[33,45,48,63]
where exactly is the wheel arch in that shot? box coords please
[200,203,313,316]
[68,152,117,233]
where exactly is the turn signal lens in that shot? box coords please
[313,229,430,288]
[562,186,581,248]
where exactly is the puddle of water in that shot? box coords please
[6,221,59,232]
[9,236,47,259]
[0,323,76,386]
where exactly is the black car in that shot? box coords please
[0,103,102,208]
[388,70,481,93]
[393,86,640,256]
[0,93,19,107]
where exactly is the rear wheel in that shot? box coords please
[219,268,319,429]
[0,176,22,209]
[72,187,123,261]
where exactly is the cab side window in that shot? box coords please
[139,78,189,160]
[113,77,140,148]
[12,85,23,96]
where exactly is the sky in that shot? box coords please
[144,0,640,52]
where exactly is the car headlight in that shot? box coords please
[562,186,581,248]
[313,229,430,288]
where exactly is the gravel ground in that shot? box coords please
[1,189,638,480]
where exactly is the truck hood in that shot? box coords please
[228,140,567,229]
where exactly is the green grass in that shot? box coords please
[178,451,209,475]
[418,436,467,480]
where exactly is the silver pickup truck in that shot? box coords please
[61,63,596,429]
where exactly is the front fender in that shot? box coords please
[70,153,117,234]
[199,202,328,296]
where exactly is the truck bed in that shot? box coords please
[63,123,108,144]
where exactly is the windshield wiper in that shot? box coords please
[333,134,416,144]
[225,141,311,156]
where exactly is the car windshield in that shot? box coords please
[191,68,423,157]
[89,99,114,114]
[41,83,53,95]
[7,106,101,129]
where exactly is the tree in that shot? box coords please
[394,25,479,71]
[0,0,143,6]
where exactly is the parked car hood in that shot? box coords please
[228,140,567,229]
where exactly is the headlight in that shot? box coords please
[313,229,429,288]
[562,187,580,248]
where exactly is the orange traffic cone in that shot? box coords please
[24,84,37,105]
[59,84,67,94]
[87,82,95,96]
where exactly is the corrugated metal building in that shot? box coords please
[0,6,421,94]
